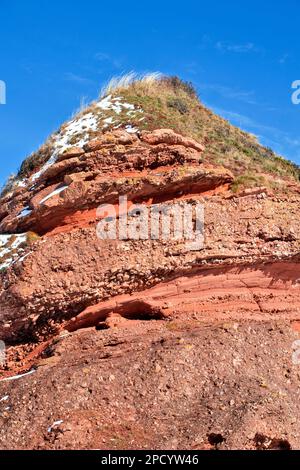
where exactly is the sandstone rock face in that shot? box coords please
[0,129,212,235]
[56,147,85,162]
[0,127,300,450]
[1,320,300,450]
[140,128,205,152]
[0,128,299,341]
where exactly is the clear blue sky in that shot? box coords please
[0,0,299,186]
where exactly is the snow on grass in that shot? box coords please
[0,233,28,270]
[97,95,140,116]
[0,235,12,247]
[29,96,144,184]
[0,234,27,250]
[16,179,27,188]
[30,113,98,183]
[39,185,68,205]
[103,116,115,126]
[97,94,114,111]
[121,102,135,110]
[57,112,98,149]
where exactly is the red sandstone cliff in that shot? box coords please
[0,77,300,450]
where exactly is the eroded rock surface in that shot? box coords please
[0,320,300,450]
[0,126,300,450]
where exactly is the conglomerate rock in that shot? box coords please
[0,123,300,450]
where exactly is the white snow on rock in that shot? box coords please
[0,234,28,270]
[0,395,9,402]
[17,206,32,219]
[0,369,36,382]
[39,185,68,205]
[124,125,139,134]
[27,95,144,185]
[16,179,27,188]
[30,113,98,183]
[31,154,57,183]
[15,251,32,265]
[48,420,64,433]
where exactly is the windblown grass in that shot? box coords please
[100,72,163,97]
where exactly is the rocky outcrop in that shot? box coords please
[140,128,205,152]
[0,123,299,345]
[1,123,300,450]
[0,129,214,235]
[65,260,300,332]
[0,130,299,342]
[0,180,299,343]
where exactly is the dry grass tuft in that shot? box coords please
[100,72,163,97]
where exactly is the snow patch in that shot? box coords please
[0,234,28,270]
[17,206,32,219]
[97,95,142,116]
[0,395,9,402]
[97,94,114,111]
[124,125,139,134]
[1,369,36,382]
[39,185,68,205]
[48,420,64,433]
[28,96,144,184]
[121,102,135,110]
[31,154,57,183]
[103,116,115,126]
[30,113,98,183]
[16,179,27,188]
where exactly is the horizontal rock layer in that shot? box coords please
[0,126,299,343]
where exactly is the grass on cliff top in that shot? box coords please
[3,73,299,196]
[107,75,299,183]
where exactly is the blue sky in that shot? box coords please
[0,0,299,186]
